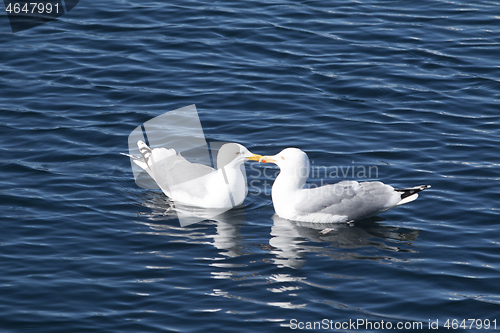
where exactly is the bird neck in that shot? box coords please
[219,162,243,183]
[271,166,308,218]
[273,165,309,193]
[217,163,246,205]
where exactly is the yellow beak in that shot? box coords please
[246,153,263,161]
[259,155,277,164]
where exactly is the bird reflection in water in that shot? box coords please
[270,215,420,269]
[137,191,246,258]
[137,191,420,271]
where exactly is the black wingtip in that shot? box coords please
[395,185,431,200]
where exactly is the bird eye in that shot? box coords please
[236,152,240,155]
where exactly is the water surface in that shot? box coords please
[1,0,500,332]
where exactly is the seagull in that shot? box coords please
[122,141,261,209]
[259,148,430,223]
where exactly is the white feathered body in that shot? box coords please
[272,176,401,223]
[129,142,248,209]
[265,148,429,223]
[164,164,247,209]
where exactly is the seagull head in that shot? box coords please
[217,143,262,169]
[259,148,310,172]
[259,148,310,190]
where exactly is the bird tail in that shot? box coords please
[395,185,431,205]
[136,140,177,173]
[122,140,177,181]
[120,141,154,174]
[120,152,141,160]
[137,140,152,166]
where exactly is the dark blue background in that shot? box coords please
[1,1,499,332]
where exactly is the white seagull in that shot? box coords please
[259,148,430,223]
[123,141,261,209]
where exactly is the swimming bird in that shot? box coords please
[259,148,430,223]
[123,141,261,209]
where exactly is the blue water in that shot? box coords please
[1,1,500,332]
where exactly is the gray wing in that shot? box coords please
[166,152,215,187]
[295,181,401,221]
[139,142,216,200]
[121,152,151,177]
